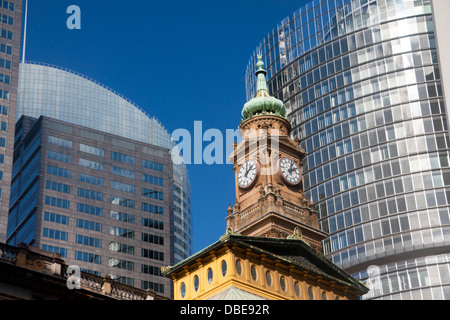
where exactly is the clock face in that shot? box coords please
[237,159,259,189]
[278,157,301,185]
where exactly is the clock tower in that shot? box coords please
[161,53,369,301]
[227,53,327,253]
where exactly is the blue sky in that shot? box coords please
[23,0,308,253]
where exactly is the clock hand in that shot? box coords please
[288,163,295,174]
[244,166,250,178]
[246,165,254,177]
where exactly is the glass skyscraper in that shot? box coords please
[7,62,193,298]
[0,0,22,243]
[246,0,450,299]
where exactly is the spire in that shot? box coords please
[241,52,287,121]
[255,52,269,95]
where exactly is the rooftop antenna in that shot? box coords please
[22,0,28,62]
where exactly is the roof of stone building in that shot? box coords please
[0,242,169,300]
[162,231,369,295]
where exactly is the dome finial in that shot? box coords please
[255,51,269,95]
[256,51,265,71]
[241,52,287,121]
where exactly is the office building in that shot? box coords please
[0,0,22,242]
[7,62,193,298]
[9,114,174,296]
[246,0,450,299]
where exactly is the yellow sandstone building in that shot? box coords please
[162,230,368,300]
[162,54,368,300]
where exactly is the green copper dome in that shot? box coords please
[242,53,287,120]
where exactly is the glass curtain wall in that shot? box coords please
[17,62,193,265]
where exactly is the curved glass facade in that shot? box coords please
[18,62,171,149]
[246,0,450,300]
[17,62,193,263]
